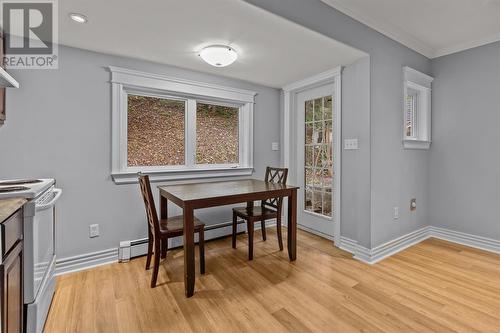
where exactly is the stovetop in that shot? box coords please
[0,179,43,186]
[0,179,55,199]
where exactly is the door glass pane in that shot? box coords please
[196,102,239,164]
[304,95,333,217]
[127,95,185,166]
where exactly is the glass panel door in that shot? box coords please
[304,96,333,217]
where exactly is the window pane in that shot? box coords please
[305,100,314,122]
[127,95,185,167]
[305,146,313,167]
[313,98,322,121]
[323,96,332,120]
[305,123,314,144]
[196,103,239,164]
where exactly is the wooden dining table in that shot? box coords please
[158,179,298,297]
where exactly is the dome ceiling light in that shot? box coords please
[199,45,238,67]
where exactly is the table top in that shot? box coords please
[159,179,298,203]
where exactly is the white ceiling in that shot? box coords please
[58,0,366,88]
[322,0,500,58]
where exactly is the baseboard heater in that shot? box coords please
[118,220,248,262]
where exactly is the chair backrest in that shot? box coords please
[138,173,160,239]
[262,166,288,210]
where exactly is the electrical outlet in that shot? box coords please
[271,142,279,151]
[410,198,416,211]
[89,224,99,238]
[393,206,399,219]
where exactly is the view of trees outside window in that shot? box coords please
[127,95,185,166]
[127,95,239,167]
[196,103,239,164]
[304,95,333,217]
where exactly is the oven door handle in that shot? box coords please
[36,188,62,211]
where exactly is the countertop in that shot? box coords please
[0,197,26,222]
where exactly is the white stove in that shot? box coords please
[0,178,61,333]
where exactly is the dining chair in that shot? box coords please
[231,167,288,260]
[138,173,205,288]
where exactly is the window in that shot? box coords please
[304,96,333,217]
[196,102,239,165]
[127,95,186,166]
[405,89,417,138]
[109,66,255,183]
[402,66,433,149]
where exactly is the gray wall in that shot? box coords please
[0,45,281,259]
[341,57,371,242]
[245,0,431,247]
[429,42,500,240]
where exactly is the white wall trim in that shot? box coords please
[108,66,258,102]
[55,218,278,276]
[339,236,358,253]
[56,224,500,275]
[433,33,500,59]
[298,223,335,241]
[109,66,255,183]
[429,226,500,255]
[55,248,118,276]
[354,227,431,264]
[320,0,435,58]
[340,226,500,264]
[320,0,500,59]
[282,66,342,247]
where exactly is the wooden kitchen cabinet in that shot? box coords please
[0,205,24,333]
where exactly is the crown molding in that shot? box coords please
[321,0,500,59]
[433,33,500,58]
[321,0,435,58]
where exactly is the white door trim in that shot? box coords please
[282,67,342,246]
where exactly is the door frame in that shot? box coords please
[282,67,342,246]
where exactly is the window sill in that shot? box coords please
[403,139,431,150]
[111,167,254,184]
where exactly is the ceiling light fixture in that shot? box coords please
[199,45,238,67]
[69,13,88,24]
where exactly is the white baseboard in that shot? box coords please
[339,236,358,254]
[429,226,500,255]
[55,218,277,276]
[340,226,500,264]
[55,247,118,276]
[298,223,334,241]
[56,223,500,275]
[354,227,431,264]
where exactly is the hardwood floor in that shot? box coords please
[44,228,500,332]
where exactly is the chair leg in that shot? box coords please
[145,231,153,270]
[277,215,283,251]
[232,212,237,249]
[247,220,254,260]
[151,240,161,288]
[261,219,267,241]
[161,238,168,259]
[199,228,205,274]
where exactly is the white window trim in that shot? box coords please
[402,66,433,150]
[282,66,342,247]
[109,66,256,184]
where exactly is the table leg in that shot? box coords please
[160,194,168,219]
[183,204,195,297]
[287,189,297,261]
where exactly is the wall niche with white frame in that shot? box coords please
[402,66,433,149]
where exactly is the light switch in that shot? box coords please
[271,142,279,151]
[393,207,399,220]
[344,138,359,150]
